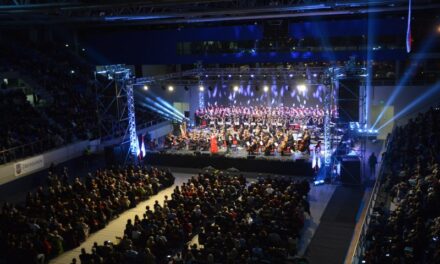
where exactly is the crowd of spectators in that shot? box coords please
[78,170,247,263]
[189,176,311,263]
[363,107,440,263]
[0,165,175,264]
[0,37,99,141]
[0,36,163,162]
[0,89,64,164]
[78,172,311,264]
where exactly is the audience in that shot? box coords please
[0,165,175,263]
[0,37,163,163]
[78,170,247,263]
[188,176,311,263]
[0,89,63,163]
[362,107,440,263]
[78,172,311,264]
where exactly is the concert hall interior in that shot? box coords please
[0,1,440,264]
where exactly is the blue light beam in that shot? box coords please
[372,34,436,129]
[377,80,440,130]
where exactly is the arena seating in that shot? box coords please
[0,165,174,263]
[0,38,163,164]
[0,89,63,164]
[362,107,440,263]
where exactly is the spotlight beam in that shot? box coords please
[140,103,177,121]
[377,80,440,130]
[145,97,182,121]
[155,97,185,118]
[366,7,377,125]
[135,89,184,121]
[372,33,436,129]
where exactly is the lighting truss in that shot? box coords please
[136,67,326,87]
[322,63,367,178]
[95,64,139,160]
[1,0,437,26]
[322,69,335,175]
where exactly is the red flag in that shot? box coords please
[406,0,412,53]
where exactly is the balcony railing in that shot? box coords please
[0,136,61,165]
[351,130,395,263]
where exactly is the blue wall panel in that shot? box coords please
[289,18,405,38]
[81,20,407,65]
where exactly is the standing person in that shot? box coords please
[368,152,378,178]
[210,133,218,154]
[312,141,322,173]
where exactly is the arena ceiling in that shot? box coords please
[0,0,439,26]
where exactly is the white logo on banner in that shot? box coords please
[14,155,44,176]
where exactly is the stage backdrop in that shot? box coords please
[203,82,328,108]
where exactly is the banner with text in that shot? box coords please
[14,155,44,177]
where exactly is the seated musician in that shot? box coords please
[164,133,174,149]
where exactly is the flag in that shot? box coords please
[406,0,412,53]
[140,135,146,158]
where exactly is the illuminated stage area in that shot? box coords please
[134,66,361,180]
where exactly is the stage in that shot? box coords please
[144,149,315,176]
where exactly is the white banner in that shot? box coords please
[14,155,44,177]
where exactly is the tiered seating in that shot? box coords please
[0,89,63,164]
[363,107,440,263]
[0,165,175,263]
[0,37,163,161]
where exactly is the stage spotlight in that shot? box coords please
[81,48,86,52]
[233,85,239,92]
[143,85,149,91]
[228,74,232,78]
[313,73,318,77]
[65,43,69,47]
[297,84,307,92]
[263,85,269,92]
[199,85,204,92]
[168,85,174,92]
[289,73,293,78]
[437,25,440,34]
[250,74,255,78]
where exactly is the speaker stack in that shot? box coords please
[340,156,361,185]
[338,78,360,124]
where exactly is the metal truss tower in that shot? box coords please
[95,65,139,160]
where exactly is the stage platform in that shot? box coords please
[144,150,315,176]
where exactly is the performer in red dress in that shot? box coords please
[210,133,218,154]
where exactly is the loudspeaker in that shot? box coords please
[340,156,361,185]
[338,78,360,123]
[184,111,190,118]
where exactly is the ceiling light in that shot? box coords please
[263,85,269,92]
